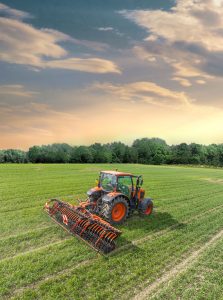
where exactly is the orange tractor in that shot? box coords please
[44,171,153,254]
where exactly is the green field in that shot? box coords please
[0,164,223,300]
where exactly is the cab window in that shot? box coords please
[117,176,132,196]
[100,173,116,191]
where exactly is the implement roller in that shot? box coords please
[44,170,153,254]
[44,199,121,254]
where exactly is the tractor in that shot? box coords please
[44,171,153,254]
[86,170,153,224]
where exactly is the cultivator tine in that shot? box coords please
[44,199,121,254]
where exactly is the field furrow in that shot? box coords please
[132,229,223,300]
[0,164,222,300]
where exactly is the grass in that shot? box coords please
[0,163,222,299]
[151,236,223,300]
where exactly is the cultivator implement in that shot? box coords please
[44,199,121,254]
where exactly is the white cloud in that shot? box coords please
[0,17,68,66]
[97,26,124,37]
[196,79,206,84]
[0,84,37,97]
[133,46,157,62]
[172,77,192,87]
[121,0,223,52]
[90,81,192,107]
[0,5,121,74]
[97,27,114,31]
[121,0,223,83]
[45,57,121,73]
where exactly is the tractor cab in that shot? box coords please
[99,171,134,196]
[99,171,145,201]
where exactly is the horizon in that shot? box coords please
[1,136,222,151]
[1,0,223,149]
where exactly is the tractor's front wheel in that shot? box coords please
[101,197,129,225]
[140,199,153,216]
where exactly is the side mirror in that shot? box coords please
[136,177,143,187]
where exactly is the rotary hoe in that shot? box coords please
[44,171,153,254]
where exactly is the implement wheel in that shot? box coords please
[101,197,129,225]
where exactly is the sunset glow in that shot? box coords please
[1,0,223,149]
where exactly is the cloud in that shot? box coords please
[121,0,223,82]
[0,5,121,74]
[172,77,192,87]
[0,84,37,97]
[97,26,124,37]
[121,0,223,52]
[132,42,213,83]
[45,57,120,73]
[0,100,81,149]
[90,81,192,107]
[0,17,68,65]
[0,3,31,19]
[196,79,206,84]
[97,27,114,31]
[1,83,223,149]
[133,46,157,62]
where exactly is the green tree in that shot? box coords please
[70,146,93,163]
[110,142,128,163]
[132,138,169,164]
[90,143,112,163]
[205,144,219,166]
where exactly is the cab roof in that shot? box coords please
[101,170,133,177]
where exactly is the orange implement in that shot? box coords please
[44,199,121,254]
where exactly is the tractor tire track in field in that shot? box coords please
[0,238,72,263]
[0,180,218,213]
[0,180,221,222]
[131,229,223,300]
[0,187,221,240]
[6,203,223,299]
[0,225,55,242]
[2,203,223,263]
[203,178,223,184]
[6,257,97,300]
[111,203,223,255]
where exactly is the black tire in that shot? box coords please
[101,197,129,225]
[139,199,153,216]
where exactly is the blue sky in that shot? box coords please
[0,0,223,149]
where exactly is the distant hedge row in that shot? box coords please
[1,138,223,166]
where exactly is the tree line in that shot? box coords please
[1,138,223,166]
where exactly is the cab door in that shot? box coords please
[117,176,133,198]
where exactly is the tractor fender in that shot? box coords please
[87,186,102,196]
[87,186,102,201]
[102,192,129,204]
[138,198,153,210]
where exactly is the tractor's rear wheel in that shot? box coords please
[101,197,129,225]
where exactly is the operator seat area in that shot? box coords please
[117,176,133,198]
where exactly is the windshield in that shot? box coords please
[100,173,116,191]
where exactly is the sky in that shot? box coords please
[0,0,223,150]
